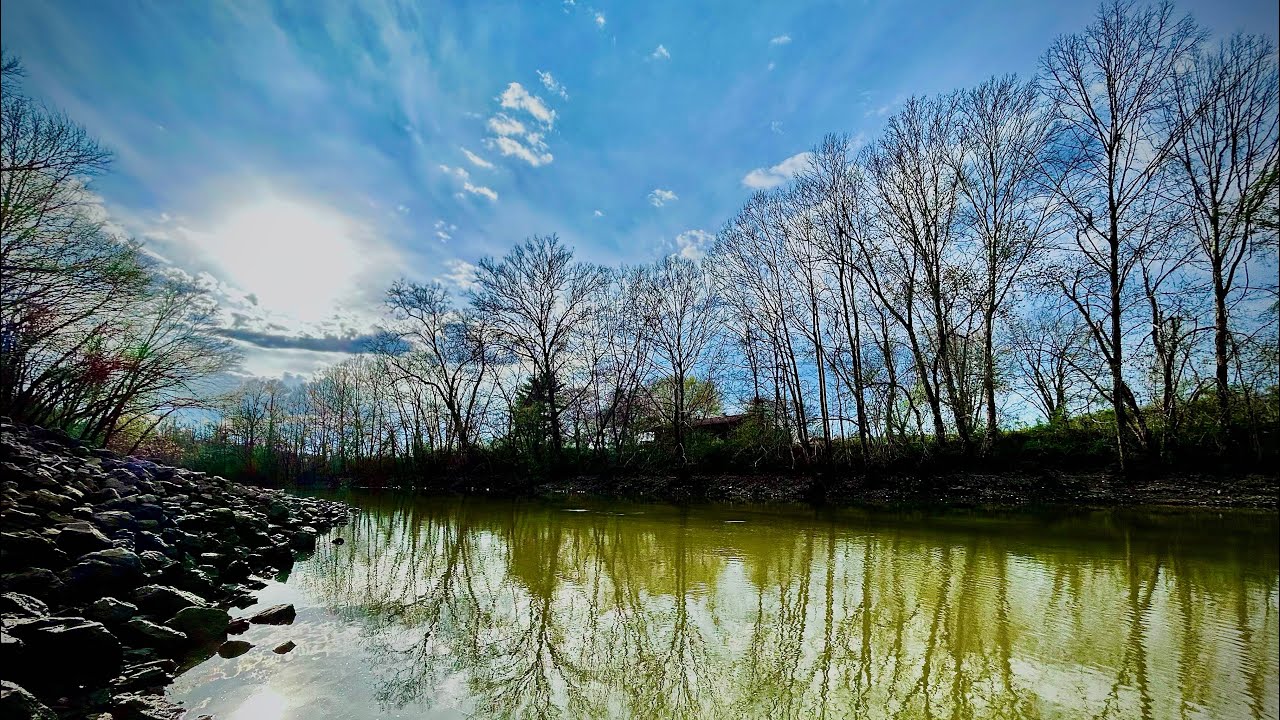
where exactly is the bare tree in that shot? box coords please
[470,234,607,456]
[1168,33,1280,434]
[1041,0,1203,466]
[954,75,1057,447]
[639,256,722,465]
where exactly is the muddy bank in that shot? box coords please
[517,468,1278,509]
[0,420,353,719]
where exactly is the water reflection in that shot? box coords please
[175,496,1280,720]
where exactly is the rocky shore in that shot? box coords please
[0,420,353,719]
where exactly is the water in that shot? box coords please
[168,493,1279,720]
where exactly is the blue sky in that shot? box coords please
[3,0,1276,379]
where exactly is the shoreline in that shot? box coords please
[379,469,1278,511]
[0,421,354,720]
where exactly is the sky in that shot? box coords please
[3,0,1277,381]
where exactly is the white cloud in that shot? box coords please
[442,259,478,291]
[440,164,470,181]
[463,183,498,201]
[675,230,714,260]
[770,120,783,134]
[741,151,813,189]
[767,62,776,72]
[461,147,495,169]
[650,45,670,61]
[648,188,678,207]
[770,34,791,45]
[440,165,498,201]
[396,204,410,214]
[593,209,604,217]
[434,219,455,242]
[594,12,606,27]
[499,82,556,126]
[487,113,527,137]
[536,70,569,100]
[487,135,553,167]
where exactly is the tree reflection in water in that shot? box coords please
[292,495,1279,720]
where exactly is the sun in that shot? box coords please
[208,197,368,326]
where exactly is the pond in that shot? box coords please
[168,493,1279,719]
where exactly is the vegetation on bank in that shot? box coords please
[2,1,1277,495]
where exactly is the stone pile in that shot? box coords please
[0,419,352,719]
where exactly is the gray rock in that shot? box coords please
[85,596,138,624]
[272,640,296,654]
[0,680,57,720]
[249,603,296,625]
[0,591,48,618]
[125,617,188,651]
[217,639,253,658]
[56,521,114,556]
[0,568,64,601]
[6,617,122,691]
[133,584,206,617]
[167,605,229,642]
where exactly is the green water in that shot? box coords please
[168,493,1279,719]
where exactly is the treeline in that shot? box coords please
[3,1,1278,489]
[157,4,1279,486]
[0,55,238,449]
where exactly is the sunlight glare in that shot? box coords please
[210,197,367,325]
[228,687,290,720]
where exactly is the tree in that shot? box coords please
[1041,0,1203,466]
[1168,33,1280,435]
[470,234,607,457]
[638,256,721,464]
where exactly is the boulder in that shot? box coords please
[132,583,206,617]
[124,618,188,652]
[217,639,253,658]
[249,603,295,625]
[0,568,64,601]
[0,531,69,570]
[226,617,250,634]
[272,640,296,654]
[85,596,138,625]
[0,591,49,618]
[64,548,144,596]
[92,510,136,531]
[56,521,114,556]
[0,680,57,720]
[6,617,122,691]
[167,605,229,642]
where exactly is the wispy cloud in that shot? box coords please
[675,229,713,260]
[441,258,478,291]
[440,165,499,201]
[770,34,792,45]
[594,12,606,27]
[741,151,812,189]
[434,219,456,242]
[536,70,569,100]
[648,188,678,207]
[593,209,604,217]
[650,44,671,61]
[499,82,556,126]
[487,135,553,167]
[461,147,494,169]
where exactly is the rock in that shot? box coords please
[0,680,57,720]
[0,568,64,601]
[249,603,296,625]
[6,617,122,691]
[85,597,138,625]
[0,531,69,570]
[331,537,345,545]
[111,692,187,720]
[217,639,253,658]
[92,510,136,532]
[133,584,205,617]
[167,605,229,642]
[124,618,188,652]
[290,527,317,550]
[0,591,48,618]
[111,659,174,692]
[64,548,144,596]
[272,640,296,654]
[226,617,250,634]
[56,521,114,556]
